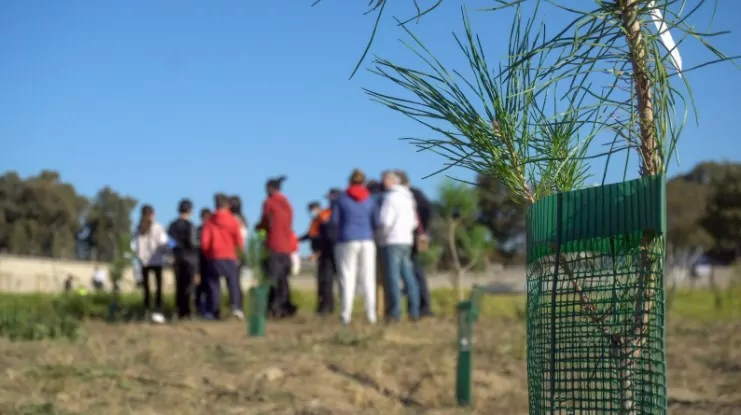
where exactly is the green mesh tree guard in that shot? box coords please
[526,175,667,414]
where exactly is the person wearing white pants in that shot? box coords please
[334,240,376,324]
[330,169,380,325]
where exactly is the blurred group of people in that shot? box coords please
[131,176,299,324]
[301,168,433,325]
[129,168,434,326]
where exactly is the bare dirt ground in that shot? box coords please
[1,316,740,415]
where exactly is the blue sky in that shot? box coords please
[2,0,740,254]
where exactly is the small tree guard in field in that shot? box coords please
[526,175,666,414]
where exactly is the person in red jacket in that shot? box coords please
[200,193,245,320]
[256,175,297,319]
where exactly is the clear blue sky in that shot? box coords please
[2,0,740,254]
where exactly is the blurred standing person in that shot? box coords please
[133,204,169,324]
[200,193,245,320]
[91,266,106,292]
[300,201,324,256]
[229,195,248,303]
[256,176,297,319]
[290,232,301,277]
[317,188,341,314]
[396,170,434,317]
[228,195,249,245]
[378,171,420,322]
[167,199,199,320]
[366,180,387,319]
[332,169,379,325]
[195,208,211,316]
[299,190,340,315]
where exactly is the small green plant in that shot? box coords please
[417,243,443,273]
[108,233,134,322]
[0,295,83,342]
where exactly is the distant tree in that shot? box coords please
[0,170,138,261]
[80,187,138,262]
[417,242,443,273]
[476,174,527,263]
[702,163,741,262]
[0,170,87,258]
[435,180,490,300]
[666,176,713,251]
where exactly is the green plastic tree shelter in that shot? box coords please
[455,283,516,406]
[248,283,269,336]
[526,175,667,414]
[247,230,270,337]
[455,300,474,406]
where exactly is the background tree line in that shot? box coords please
[420,161,741,271]
[0,170,137,262]
[1,161,739,267]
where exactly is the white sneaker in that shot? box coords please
[232,309,245,320]
[151,312,166,324]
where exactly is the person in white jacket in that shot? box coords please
[378,170,420,322]
[133,204,169,324]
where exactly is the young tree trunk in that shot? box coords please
[447,219,465,302]
[618,1,662,413]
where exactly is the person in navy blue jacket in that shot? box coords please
[331,169,380,325]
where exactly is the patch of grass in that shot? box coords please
[0,295,85,341]
[670,287,741,320]
[0,288,523,323]
[13,402,68,415]
[0,286,737,342]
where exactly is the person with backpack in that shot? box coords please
[167,199,199,319]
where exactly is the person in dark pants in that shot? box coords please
[195,208,211,317]
[133,204,169,324]
[300,194,339,315]
[200,193,245,320]
[367,180,389,319]
[316,190,340,315]
[396,170,435,317]
[167,199,199,319]
[228,195,248,307]
[300,201,329,314]
[299,201,324,254]
[256,176,297,319]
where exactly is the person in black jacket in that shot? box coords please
[195,208,211,317]
[299,201,324,256]
[396,171,434,317]
[167,199,199,319]
[309,189,341,315]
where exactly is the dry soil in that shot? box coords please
[1,315,740,414]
